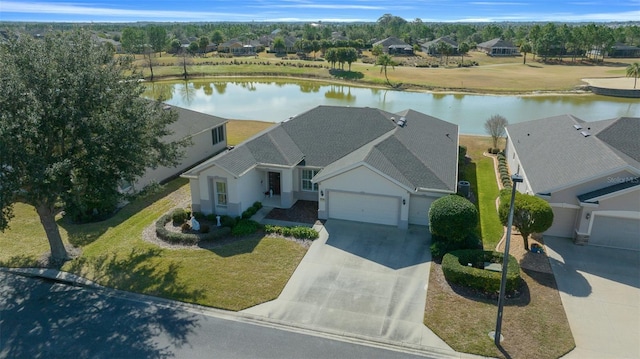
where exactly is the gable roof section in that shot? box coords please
[422,36,459,48]
[165,105,228,143]
[313,109,458,192]
[281,106,397,167]
[373,37,409,48]
[245,125,304,167]
[507,115,640,194]
[596,117,640,165]
[477,38,516,49]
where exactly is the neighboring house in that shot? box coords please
[477,38,519,56]
[373,37,413,55]
[126,105,228,192]
[505,115,640,250]
[218,39,257,56]
[608,43,640,58]
[421,36,459,56]
[182,106,459,229]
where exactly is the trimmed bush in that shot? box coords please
[220,215,237,228]
[192,211,206,220]
[442,249,521,293]
[252,201,263,210]
[155,214,231,245]
[430,233,481,260]
[429,195,479,243]
[171,208,189,224]
[265,224,319,240]
[181,222,191,232]
[231,219,261,236]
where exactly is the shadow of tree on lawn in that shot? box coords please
[66,247,204,303]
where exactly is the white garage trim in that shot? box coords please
[587,210,640,234]
[327,190,401,227]
[408,195,433,226]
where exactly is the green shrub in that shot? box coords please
[192,211,206,220]
[429,195,479,243]
[496,153,505,161]
[171,208,189,224]
[252,201,263,210]
[430,233,481,259]
[241,206,257,219]
[231,219,261,236]
[265,224,318,240]
[199,224,210,234]
[205,213,218,222]
[442,249,521,293]
[220,215,237,228]
[155,214,230,245]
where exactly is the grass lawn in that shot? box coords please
[135,50,639,94]
[425,135,575,359]
[0,121,306,311]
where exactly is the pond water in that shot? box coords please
[144,79,640,135]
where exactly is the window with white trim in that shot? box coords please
[212,126,225,145]
[302,169,319,191]
[215,181,227,206]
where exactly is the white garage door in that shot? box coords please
[328,191,400,226]
[408,195,434,226]
[590,215,640,251]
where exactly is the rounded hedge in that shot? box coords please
[156,214,231,245]
[429,195,478,243]
[442,249,521,293]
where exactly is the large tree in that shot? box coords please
[0,30,186,263]
[499,192,554,250]
[484,114,508,150]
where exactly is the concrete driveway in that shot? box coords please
[243,220,453,352]
[545,236,640,359]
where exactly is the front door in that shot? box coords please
[268,172,281,195]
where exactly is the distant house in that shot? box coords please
[420,36,459,56]
[505,115,640,250]
[608,43,640,58]
[477,38,518,56]
[218,39,258,56]
[182,106,459,229]
[125,105,228,192]
[373,37,413,55]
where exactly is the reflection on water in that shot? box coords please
[142,79,639,135]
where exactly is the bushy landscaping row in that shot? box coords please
[496,152,512,189]
[264,224,319,240]
[442,249,521,293]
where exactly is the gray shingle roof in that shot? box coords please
[477,38,517,49]
[578,177,640,203]
[186,105,458,192]
[507,115,640,194]
[165,105,228,143]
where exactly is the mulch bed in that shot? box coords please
[264,200,320,224]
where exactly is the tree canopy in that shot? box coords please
[484,114,508,150]
[0,30,186,263]
[499,191,554,250]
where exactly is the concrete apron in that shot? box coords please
[242,220,453,352]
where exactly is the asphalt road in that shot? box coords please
[0,271,438,359]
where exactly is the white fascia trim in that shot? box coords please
[585,184,640,202]
[548,202,581,210]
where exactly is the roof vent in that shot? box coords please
[390,117,396,122]
[580,131,591,137]
[163,105,172,110]
[573,124,582,130]
[397,117,406,127]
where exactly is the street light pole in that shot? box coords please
[491,173,523,346]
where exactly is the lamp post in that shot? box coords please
[491,173,523,345]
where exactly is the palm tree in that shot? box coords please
[626,62,640,89]
[376,53,397,86]
[272,37,286,56]
[520,43,532,65]
[459,42,470,66]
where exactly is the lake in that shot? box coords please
[144,79,640,135]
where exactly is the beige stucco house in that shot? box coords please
[505,115,640,250]
[127,105,228,192]
[182,106,459,229]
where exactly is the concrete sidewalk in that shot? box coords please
[242,220,456,354]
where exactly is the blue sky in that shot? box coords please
[1,0,638,23]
